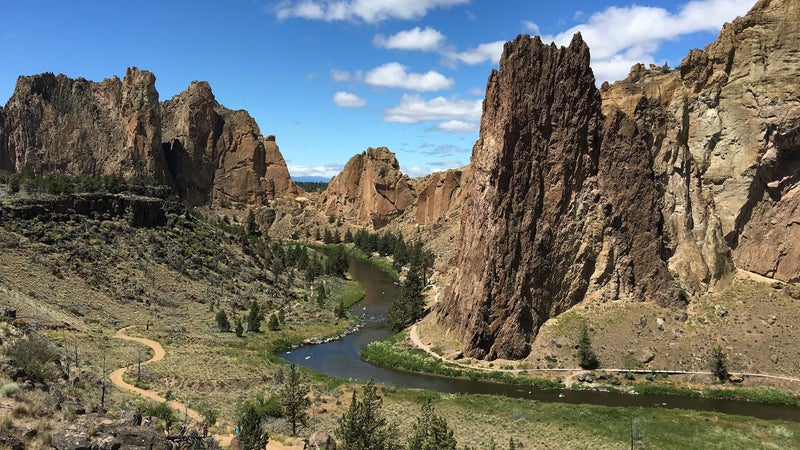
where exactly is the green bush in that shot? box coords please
[1,383,19,397]
[5,334,59,383]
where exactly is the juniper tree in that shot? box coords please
[238,401,269,450]
[336,379,396,450]
[279,364,310,437]
[407,399,457,450]
[247,301,263,333]
[577,323,598,369]
[215,310,231,332]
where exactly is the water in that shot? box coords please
[282,258,800,422]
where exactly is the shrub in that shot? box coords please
[1,383,19,397]
[6,334,59,383]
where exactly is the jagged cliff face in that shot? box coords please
[439,0,800,360]
[323,147,415,228]
[3,68,169,182]
[161,81,296,207]
[413,168,467,225]
[437,35,675,360]
[602,0,800,285]
[1,68,296,207]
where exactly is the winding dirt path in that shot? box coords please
[409,324,800,384]
[110,326,299,449]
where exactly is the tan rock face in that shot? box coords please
[322,147,415,228]
[2,68,297,207]
[413,168,467,225]
[436,35,675,360]
[4,68,168,182]
[603,0,800,284]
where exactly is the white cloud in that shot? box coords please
[374,26,445,51]
[435,120,479,133]
[452,40,505,65]
[401,165,434,177]
[276,0,469,23]
[330,69,352,82]
[522,20,539,34]
[537,0,753,82]
[365,62,454,91]
[289,164,344,178]
[333,91,367,108]
[383,94,482,123]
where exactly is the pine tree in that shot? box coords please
[235,318,244,337]
[343,229,354,243]
[710,346,729,382]
[215,310,231,332]
[388,267,425,331]
[245,210,257,236]
[279,364,310,437]
[407,399,457,450]
[577,323,598,369]
[325,245,349,277]
[247,301,263,333]
[337,379,396,450]
[268,313,280,331]
[238,401,269,450]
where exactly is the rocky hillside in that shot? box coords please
[437,0,800,360]
[0,68,297,207]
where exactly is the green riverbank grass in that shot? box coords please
[357,386,800,449]
[361,333,563,390]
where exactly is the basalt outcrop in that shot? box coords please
[161,81,297,207]
[1,68,296,207]
[601,0,800,284]
[438,0,800,360]
[322,147,415,228]
[437,35,675,360]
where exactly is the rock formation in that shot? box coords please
[3,68,169,182]
[602,0,800,284]
[436,35,675,360]
[1,68,296,207]
[161,81,297,207]
[413,168,467,225]
[438,0,800,360]
[323,147,415,228]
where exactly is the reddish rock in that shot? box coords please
[414,168,466,225]
[4,68,169,182]
[437,35,674,360]
[2,68,297,207]
[322,147,415,228]
[161,81,297,207]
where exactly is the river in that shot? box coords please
[282,258,800,422]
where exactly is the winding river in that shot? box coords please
[282,258,800,422]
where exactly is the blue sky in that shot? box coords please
[1,0,755,179]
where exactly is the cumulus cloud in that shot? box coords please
[522,20,539,34]
[383,94,482,124]
[435,120,479,133]
[537,0,753,82]
[365,62,454,91]
[374,26,445,51]
[374,27,445,52]
[451,40,505,65]
[276,0,469,23]
[289,164,344,178]
[333,91,367,107]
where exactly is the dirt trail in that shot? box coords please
[111,326,301,449]
[409,324,800,384]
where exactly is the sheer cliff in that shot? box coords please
[1,68,296,207]
[438,0,800,360]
